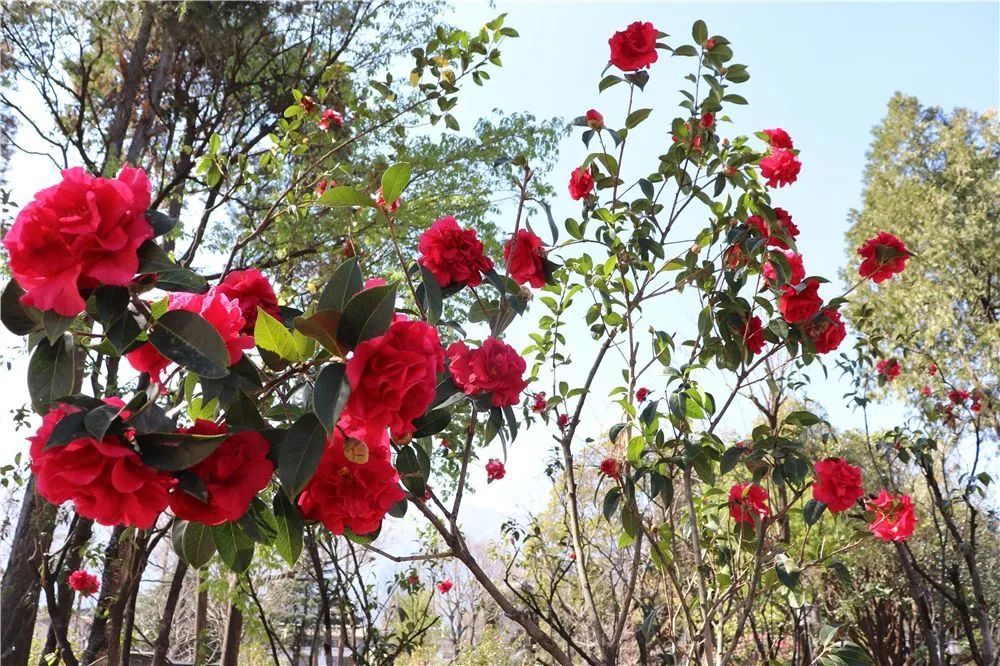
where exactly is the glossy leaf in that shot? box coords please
[148,310,230,379]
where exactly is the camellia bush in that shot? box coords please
[1,13,937,666]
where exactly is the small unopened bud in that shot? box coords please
[704,38,717,50]
[690,243,702,254]
[519,285,534,301]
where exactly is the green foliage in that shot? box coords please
[844,94,1000,388]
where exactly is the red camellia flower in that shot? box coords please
[857,232,909,283]
[762,249,805,286]
[801,308,847,354]
[876,358,902,382]
[779,279,822,324]
[599,458,620,478]
[636,387,650,402]
[867,490,916,542]
[216,268,281,334]
[485,458,506,482]
[345,317,444,440]
[29,402,172,529]
[168,421,273,526]
[608,21,659,71]
[770,208,800,248]
[586,109,604,129]
[3,166,153,316]
[447,337,528,407]
[921,385,932,397]
[763,128,794,150]
[557,413,569,429]
[812,457,864,513]
[68,570,100,597]
[739,315,766,354]
[503,229,547,288]
[568,166,595,200]
[318,108,343,130]
[928,363,938,376]
[417,216,494,288]
[436,580,453,594]
[728,482,770,526]
[126,290,254,384]
[700,112,715,129]
[298,420,405,536]
[531,392,547,413]
[759,149,802,188]
[948,389,970,404]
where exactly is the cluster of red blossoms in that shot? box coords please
[728,456,915,542]
[29,400,273,529]
[8,162,544,536]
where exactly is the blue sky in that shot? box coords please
[1,2,997,545]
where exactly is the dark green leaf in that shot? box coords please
[313,363,350,435]
[603,487,621,521]
[212,521,255,573]
[336,284,396,348]
[45,411,88,450]
[172,520,216,569]
[273,488,304,566]
[692,20,708,44]
[136,241,208,293]
[396,445,425,496]
[418,265,442,325]
[1,280,41,336]
[84,403,123,441]
[803,499,827,526]
[272,413,327,497]
[146,210,179,237]
[149,310,230,379]
[412,409,451,438]
[238,497,278,545]
[318,257,363,311]
[28,336,77,414]
[720,446,743,474]
[137,431,227,471]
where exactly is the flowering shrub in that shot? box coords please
[2,12,932,666]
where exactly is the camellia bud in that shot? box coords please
[519,285,534,301]
[299,95,315,113]
[699,112,715,129]
[725,165,738,177]
[690,243,702,254]
[585,108,604,130]
[704,38,717,50]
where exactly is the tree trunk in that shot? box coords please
[151,559,189,666]
[194,568,210,665]
[219,576,244,666]
[40,517,94,664]
[102,2,156,173]
[81,526,126,665]
[1,476,57,666]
